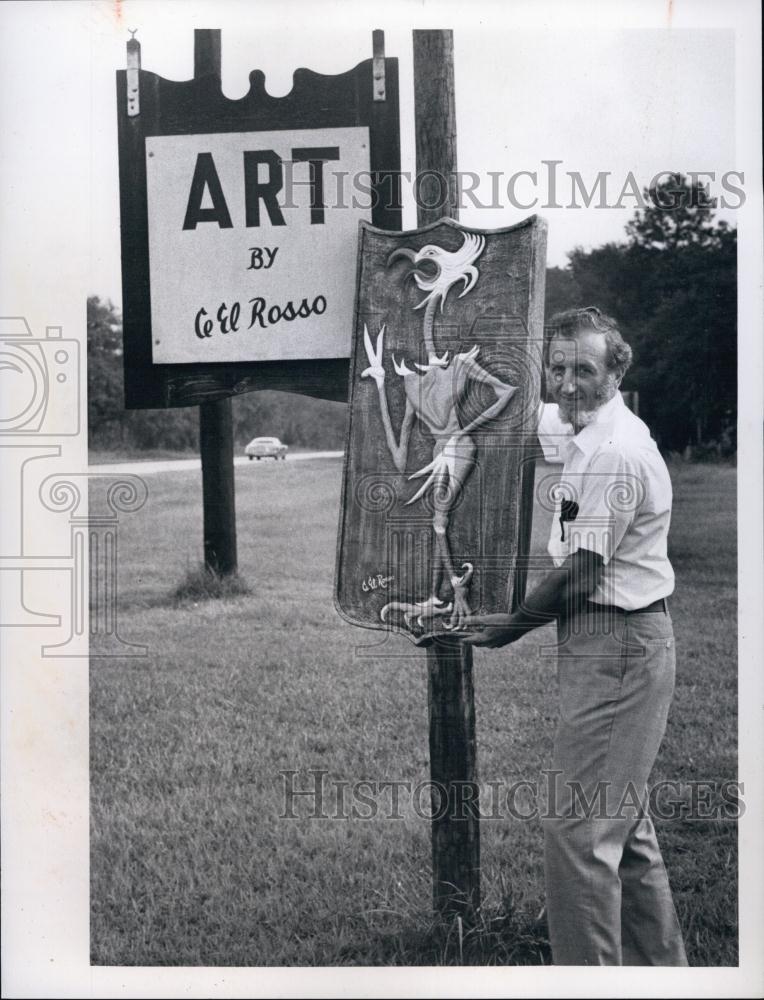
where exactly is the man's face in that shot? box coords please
[545,330,620,431]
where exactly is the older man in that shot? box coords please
[464,307,687,966]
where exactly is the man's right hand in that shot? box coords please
[462,626,520,648]
[460,613,522,648]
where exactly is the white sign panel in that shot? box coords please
[145,127,371,363]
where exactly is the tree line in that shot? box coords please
[89,175,735,456]
[87,298,348,452]
[545,173,736,453]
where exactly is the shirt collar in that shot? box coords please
[569,392,625,456]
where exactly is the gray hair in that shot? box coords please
[545,307,633,376]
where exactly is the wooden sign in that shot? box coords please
[117,46,400,408]
[335,216,547,644]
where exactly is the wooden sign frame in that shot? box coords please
[116,44,401,409]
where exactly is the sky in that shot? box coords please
[0,0,741,311]
[74,0,739,303]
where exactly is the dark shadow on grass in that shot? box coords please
[337,897,551,966]
[172,564,252,606]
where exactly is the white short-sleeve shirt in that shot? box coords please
[537,393,675,610]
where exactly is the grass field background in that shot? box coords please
[90,456,737,966]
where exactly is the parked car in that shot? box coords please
[245,436,288,461]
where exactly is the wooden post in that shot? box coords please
[413,30,459,228]
[195,28,238,576]
[199,398,237,575]
[194,26,222,82]
[413,29,480,920]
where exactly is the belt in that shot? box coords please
[584,597,668,615]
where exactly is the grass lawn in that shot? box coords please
[90,456,737,966]
[88,447,199,465]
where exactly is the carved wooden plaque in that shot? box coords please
[335,216,547,644]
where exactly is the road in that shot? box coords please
[89,451,344,476]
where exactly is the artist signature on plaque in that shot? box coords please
[361,573,394,593]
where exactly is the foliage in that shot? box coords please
[87,296,199,451]
[231,390,347,451]
[625,173,728,250]
[87,296,348,453]
[86,296,125,439]
[544,174,736,451]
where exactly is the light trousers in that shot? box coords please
[542,606,688,966]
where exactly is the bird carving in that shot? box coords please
[410,233,485,311]
[361,231,518,633]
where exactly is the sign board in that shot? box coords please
[117,53,400,408]
[146,127,371,364]
[335,216,547,644]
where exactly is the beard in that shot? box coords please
[565,405,600,428]
[557,401,600,429]
[557,376,620,431]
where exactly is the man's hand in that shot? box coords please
[461,549,605,652]
[462,627,519,648]
[460,613,522,648]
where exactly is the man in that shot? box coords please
[464,306,687,966]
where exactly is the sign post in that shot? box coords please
[199,392,237,576]
[195,29,237,577]
[414,28,480,919]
